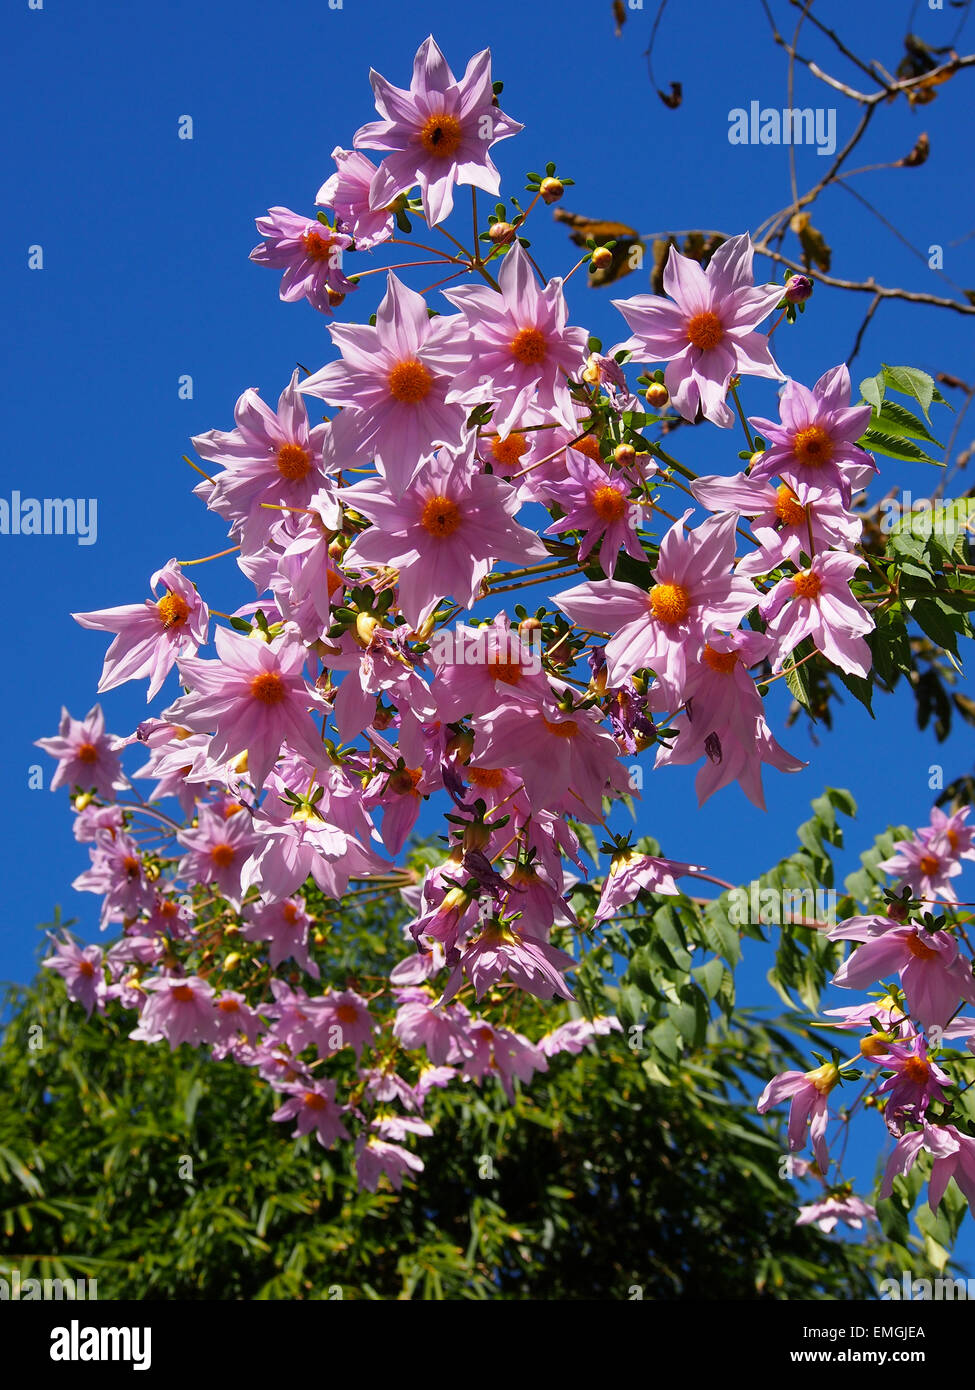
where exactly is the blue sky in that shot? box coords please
[4,0,975,1275]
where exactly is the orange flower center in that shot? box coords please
[490,432,529,468]
[218,998,240,1013]
[919,854,940,877]
[336,1003,359,1024]
[276,442,312,481]
[649,582,690,624]
[792,424,834,467]
[157,592,191,628]
[77,742,99,764]
[703,643,738,674]
[301,230,335,261]
[903,1056,931,1084]
[122,856,141,878]
[388,358,434,403]
[792,570,821,600]
[510,327,548,366]
[282,901,301,925]
[775,484,806,527]
[906,932,939,960]
[210,843,236,869]
[487,653,522,685]
[591,485,627,522]
[78,959,95,978]
[542,716,579,739]
[419,112,463,159]
[250,671,288,705]
[469,766,504,788]
[222,801,244,819]
[303,1091,327,1110]
[947,828,960,851]
[171,985,194,1003]
[420,495,462,537]
[572,435,604,463]
[685,311,724,352]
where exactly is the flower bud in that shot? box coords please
[488,221,516,245]
[446,728,474,761]
[614,442,637,467]
[784,274,814,304]
[590,246,613,272]
[860,1034,890,1059]
[355,612,380,647]
[518,616,543,638]
[327,288,346,308]
[645,382,669,409]
[223,952,242,971]
[539,177,564,204]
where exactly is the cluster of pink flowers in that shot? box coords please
[38,35,902,1199]
[759,806,975,1230]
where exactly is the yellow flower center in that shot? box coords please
[276,442,312,481]
[388,358,434,403]
[210,843,236,869]
[804,1061,840,1095]
[490,432,529,468]
[510,327,548,366]
[419,112,463,159]
[420,495,462,536]
[702,643,738,674]
[685,311,724,352]
[250,671,288,705]
[649,582,690,624]
[792,570,821,600]
[792,424,834,468]
[591,485,627,522]
[775,484,806,527]
[157,592,191,628]
[572,435,604,463]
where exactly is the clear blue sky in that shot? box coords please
[4,0,974,1275]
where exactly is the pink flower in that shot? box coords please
[240,896,319,979]
[443,241,590,436]
[831,925,975,1029]
[42,934,104,1017]
[249,207,354,314]
[873,1037,952,1132]
[36,704,125,800]
[539,1016,622,1057]
[340,442,547,626]
[72,831,156,929]
[131,975,217,1050]
[593,849,705,926]
[690,471,861,580]
[393,988,471,1065]
[795,1194,877,1234]
[317,146,399,249]
[878,835,963,905]
[652,628,805,809]
[176,804,262,911]
[543,451,648,578]
[612,234,783,428]
[880,1124,975,1211]
[73,561,209,702]
[922,806,975,863]
[748,364,876,501]
[441,921,577,1002]
[271,1080,350,1149]
[353,35,523,226]
[165,628,328,789]
[556,511,756,702]
[299,273,471,494]
[757,1062,841,1172]
[191,372,338,553]
[355,1134,424,1192]
[433,612,553,720]
[759,551,873,679]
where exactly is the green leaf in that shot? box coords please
[860,426,940,465]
